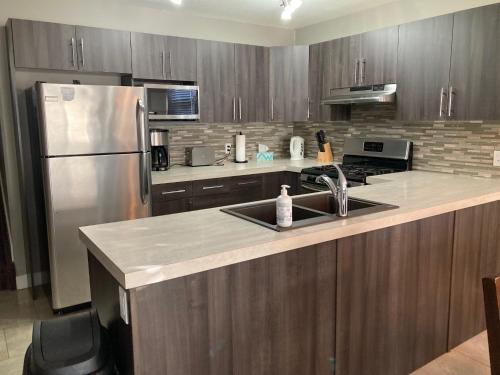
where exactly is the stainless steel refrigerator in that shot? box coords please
[36,83,151,310]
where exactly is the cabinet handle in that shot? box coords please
[168,51,172,78]
[439,87,448,118]
[238,180,258,185]
[360,59,366,84]
[203,185,224,190]
[354,59,359,85]
[161,51,165,78]
[70,38,76,68]
[271,98,275,121]
[80,38,85,68]
[239,97,242,121]
[162,189,186,195]
[448,86,456,118]
[233,97,236,122]
[307,97,311,120]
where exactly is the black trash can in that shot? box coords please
[23,309,116,375]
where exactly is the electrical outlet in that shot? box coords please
[225,144,232,155]
[494,151,500,167]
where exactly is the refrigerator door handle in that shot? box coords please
[140,152,150,205]
[137,98,147,152]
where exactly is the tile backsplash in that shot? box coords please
[157,122,293,165]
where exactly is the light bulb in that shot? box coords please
[281,0,302,21]
[171,0,182,5]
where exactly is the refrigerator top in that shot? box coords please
[37,83,148,157]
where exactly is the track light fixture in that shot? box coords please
[281,0,303,20]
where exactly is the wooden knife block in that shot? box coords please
[317,143,334,163]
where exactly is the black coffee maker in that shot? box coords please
[150,129,169,171]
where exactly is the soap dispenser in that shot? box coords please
[276,185,292,228]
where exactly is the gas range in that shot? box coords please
[301,138,413,191]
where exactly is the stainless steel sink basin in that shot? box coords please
[221,193,398,232]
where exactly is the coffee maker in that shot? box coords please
[150,129,169,171]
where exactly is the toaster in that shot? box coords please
[186,146,216,167]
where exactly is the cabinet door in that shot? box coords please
[131,32,165,80]
[448,201,500,349]
[197,40,236,123]
[358,26,398,85]
[165,36,197,81]
[76,26,132,73]
[235,44,269,122]
[449,4,500,121]
[396,15,454,121]
[11,19,77,71]
[336,213,455,375]
[270,46,309,122]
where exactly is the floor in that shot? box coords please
[412,331,491,375]
[0,287,54,375]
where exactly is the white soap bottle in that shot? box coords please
[276,185,292,228]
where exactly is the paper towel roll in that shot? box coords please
[235,133,246,162]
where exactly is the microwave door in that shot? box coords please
[147,84,200,120]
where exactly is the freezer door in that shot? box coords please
[38,83,147,157]
[43,153,151,309]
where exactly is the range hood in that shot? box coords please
[321,84,396,105]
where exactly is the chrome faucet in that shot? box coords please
[315,164,348,217]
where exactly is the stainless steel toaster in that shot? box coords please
[185,146,216,167]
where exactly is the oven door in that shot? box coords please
[146,84,200,120]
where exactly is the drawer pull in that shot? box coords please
[161,189,186,195]
[202,185,224,190]
[238,180,258,185]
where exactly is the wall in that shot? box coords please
[156,123,293,165]
[294,105,500,178]
[295,0,499,44]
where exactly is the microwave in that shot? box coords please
[144,83,200,121]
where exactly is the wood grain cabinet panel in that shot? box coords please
[127,242,337,375]
[449,4,500,121]
[11,19,77,71]
[131,32,165,80]
[235,44,269,122]
[396,15,454,121]
[449,201,500,349]
[197,40,236,123]
[165,36,197,81]
[336,213,455,375]
[76,26,132,74]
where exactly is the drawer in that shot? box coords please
[193,178,232,196]
[152,198,193,216]
[152,182,193,202]
[233,174,264,191]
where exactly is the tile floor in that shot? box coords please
[0,287,54,375]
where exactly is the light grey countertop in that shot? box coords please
[151,158,329,184]
[80,171,500,290]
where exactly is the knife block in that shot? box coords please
[317,143,334,163]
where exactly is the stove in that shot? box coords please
[300,138,413,191]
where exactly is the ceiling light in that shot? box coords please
[281,0,303,21]
[170,0,182,5]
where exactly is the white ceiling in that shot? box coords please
[127,0,405,29]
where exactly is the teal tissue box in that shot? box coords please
[256,152,274,161]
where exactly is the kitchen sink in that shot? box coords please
[221,192,398,232]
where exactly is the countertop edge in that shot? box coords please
[83,189,500,290]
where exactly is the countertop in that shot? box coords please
[151,159,329,184]
[80,171,500,290]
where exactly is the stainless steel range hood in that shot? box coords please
[321,84,396,105]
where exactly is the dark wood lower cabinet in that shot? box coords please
[448,201,500,348]
[335,212,455,375]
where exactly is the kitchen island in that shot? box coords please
[80,171,500,375]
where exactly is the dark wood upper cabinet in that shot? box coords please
[269,45,309,122]
[165,36,197,81]
[131,32,166,80]
[76,26,132,74]
[396,14,454,121]
[197,40,236,123]
[448,4,500,121]
[357,26,398,85]
[235,44,269,122]
[11,19,78,71]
